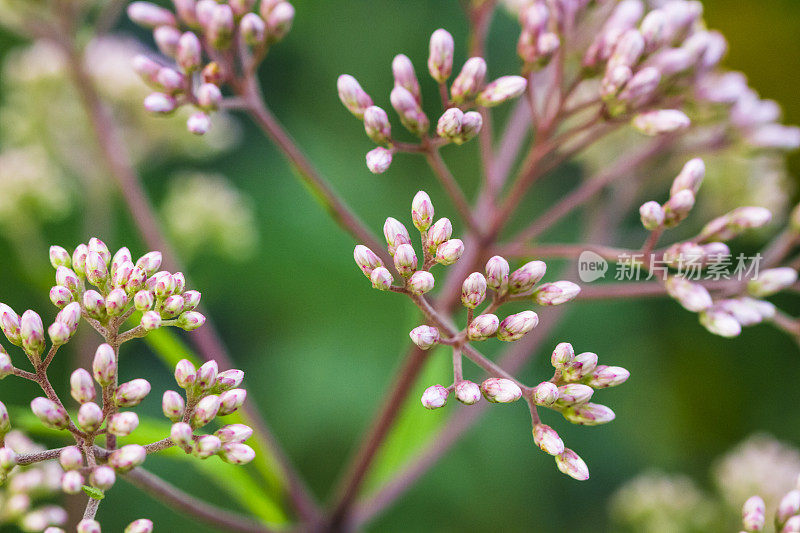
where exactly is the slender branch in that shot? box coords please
[124,468,274,533]
[14,446,70,466]
[496,242,637,261]
[83,497,102,520]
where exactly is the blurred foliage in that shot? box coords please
[0,1,799,532]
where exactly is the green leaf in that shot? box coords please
[82,485,105,500]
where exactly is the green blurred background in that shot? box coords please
[1,1,800,531]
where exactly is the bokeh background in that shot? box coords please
[1,0,800,531]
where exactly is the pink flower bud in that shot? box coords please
[157,67,185,93]
[476,76,527,107]
[83,290,106,320]
[219,442,256,465]
[509,261,547,294]
[115,379,151,407]
[457,112,482,144]
[61,469,83,494]
[409,325,439,350]
[55,266,80,296]
[161,295,186,318]
[171,422,194,448]
[216,369,244,392]
[607,29,644,71]
[748,267,798,297]
[383,217,411,256]
[72,243,89,277]
[427,29,454,83]
[175,359,197,389]
[127,266,148,294]
[90,466,116,491]
[337,75,373,119]
[561,352,598,382]
[49,246,71,269]
[173,0,198,26]
[133,290,154,312]
[481,378,522,403]
[639,200,665,230]
[31,397,70,430]
[105,289,128,317]
[421,384,449,409]
[89,238,111,264]
[454,381,481,405]
[229,0,256,16]
[436,107,463,140]
[461,272,487,308]
[485,255,510,293]
[0,446,16,470]
[187,112,211,135]
[20,310,45,360]
[532,281,581,306]
[533,424,564,456]
[551,342,575,368]
[207,4,235,49]
[241,13,267,46]
[48,322,71,346]
[391,86,429,136]
[555,383,594,406]
[354,245,384,278]
[699,308,741,338]
[467,313,499,341]
[162,390,185,422]
[196,360,219,392]
[699,207,772,242]
[392,54,421,102]
[370,267,394,291]
[562,403,616,425]
[182,290,202,311]
[618,66,661,104]
[70,369,96,403]
[108,412,139,437]
[175,31,203,73]
[669,158,706,198]
[59,446,82,471]
[93,343,117,386]
[633,109,691,135]
[56,302,81,332]
[426,218,453,253]
[154,25,182,57]
[133,54,162,87]
[586,365,630,389]
[128,2,177,28]
[497,310,539,341]
[193,435,222,458]
[742,495,766,532]
[601,65,632,99]
[216,424,254,443]
[77,520,101,533]
[411,191,435,231]
[777,490,800,526]
[141,310,163,331]
[77,402,104,432]
[639,9,667,51]
[109,444,146,472]
[144,92,178,114]
[393,243,418,277]
[177,311,205,331]
[219,388,246,415]
[451,57,487,104]
[407,271,435,295]
[111,261,134,289]
[366,147,392,174]
[532,381,559,406]
[192,395,221,428]
[665,276,712,312]
[265,2,294,43]
[555,448,590,480]
[0,352,12,380]
[435,239,464,265]
[364,106,392,145]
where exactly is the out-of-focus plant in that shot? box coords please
[0,0,799,531]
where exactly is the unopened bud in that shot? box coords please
[532,381,559,406]
[364,106,392,145]
[436,107,463,141]
[639,200,665,230]
[556,383,594,406]
[337,75,373,119]
[633,109,691,135]
[366,147,392,174]
[476,76,527,107]
[78,402,104,432]
[435,239,464,265]
[162,390,185,422]
[393,244,418,277]
[141,311,162,330]
[59,446,83,470]
[670,158,705,197]
[161,295,186,318]
[192,395,221,428]
[77,520,100,533]
[48,321,71,346]
[157,67,185,94]
[481,378,522,403]
[586,365,630,388]
[428,29,454,83]
[426,218,452,253]
[93,344,117,386]
[193,435,222,459]
[497,310,539,341]
[144,92,178,114]
[698,207,772,242]
[265,2,294,43]
[383,217,411,256]
[177,311,205,331]
[640,9,668,51]
[154,25,182,57]
[31,397,70,430]
[49,246,71,269]
[182,290,201,310]
[111,261,134,289]
[461,272,487,308]
[485,255,510,294]
[457,112,483,144]
[561,352,598,382]
[562,403,616,425]
[83,290,106,320]
[0,446,16,471]
[777,490,800,526]
[533,424,564,456]
[105,289,128,317]
[533,281,581,306]
[370,267,394,291]
[618,66,661,104]
[467,313,499,341]
[128,2,176,28]
[72,243,89,277]
[551,342,575,368]
[509,261,547,294]
[134,290,155,312]
[90,466,116,491]
[392,54,421,102]
[607,29,645,71]
[70,369,96,403]
[187,112,211,135]
[171,422,194,449]
[409,325,440,350]
[115,379,151,407]
[109,444,146,472]
[454,381,481,405]
[175,359,197,389]
[219,388,246,415]
[391,86,429,136]
[240,13,266,46]
[665,276,712,312]
[0,352,12,380]
[451,57,487,103]
[216,424,254,443]
[20,310,45,361]
[555,448,590,480]
[207,4,235,49]
[421,384,449,409]
[196,360,218,392]
[407,271,435,295]
[108,412,139,437]
[55,266,80,296]
[219,442,255,465]
[742,495,766,532]
[662,189,695,228]
[354,245,384,278]
[411,191,435,231]
[748,268,798,297]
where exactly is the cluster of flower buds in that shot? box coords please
[46,238,205,333]
[168,358,254,465]
[740,473,800,533]
[61,518,153,533]
[354,191,464,295]
[128,0,296,135]
[0,430,66,531]
[338,28,527,174]
[639,157,704,231]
